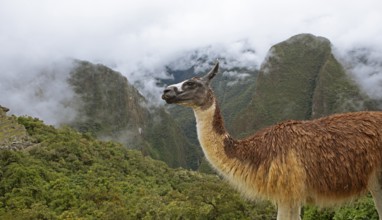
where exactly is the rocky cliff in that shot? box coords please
[0,105,32,150]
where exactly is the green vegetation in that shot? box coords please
[0,116,276,219]
[302,196,379,220]
[144,108,201,169]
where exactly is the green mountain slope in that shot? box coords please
[144,107,201,169]
[68,60,148,146]
[67,61,199,169]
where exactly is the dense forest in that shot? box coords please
[0,116,275,219]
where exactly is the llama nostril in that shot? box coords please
[163,88,172,94]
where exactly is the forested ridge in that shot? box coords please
[0,116,275,219]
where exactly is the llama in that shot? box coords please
[162,62,382,220]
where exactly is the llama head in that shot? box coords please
[162,62,219,109]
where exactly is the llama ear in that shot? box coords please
[203,61,219,82]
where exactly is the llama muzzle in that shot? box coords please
[162,87,177,103]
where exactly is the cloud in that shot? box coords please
[223,70,251,87]
[1,0,382,124]
[0,59,77,125]
[167,40,259,73]
[338,48,382,100]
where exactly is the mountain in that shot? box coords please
[68,60,148,146]
[234,34,379,136]
[67,60,200,169]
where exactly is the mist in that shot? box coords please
[0,59,78,125]
[1,0,382,124]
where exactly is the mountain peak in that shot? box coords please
[234,33,375,136]
[284,33,330,46]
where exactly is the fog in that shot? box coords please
[1,0,381,124]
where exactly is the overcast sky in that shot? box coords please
[1,0,382,124]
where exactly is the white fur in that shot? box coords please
[167,80,186,92]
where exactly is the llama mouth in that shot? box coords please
[161,93,178,104]
[162,94,190,105]
[163,98,176,104]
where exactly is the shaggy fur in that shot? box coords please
[219,103,382,204]
[162,62,382,220]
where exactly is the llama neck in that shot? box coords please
[193,100,238,174]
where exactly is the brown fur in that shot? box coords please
[213,103,226,135]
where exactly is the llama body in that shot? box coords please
[162,62,382,220]
[195,100,382,214]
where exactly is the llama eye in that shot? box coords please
[185,81,196,87]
